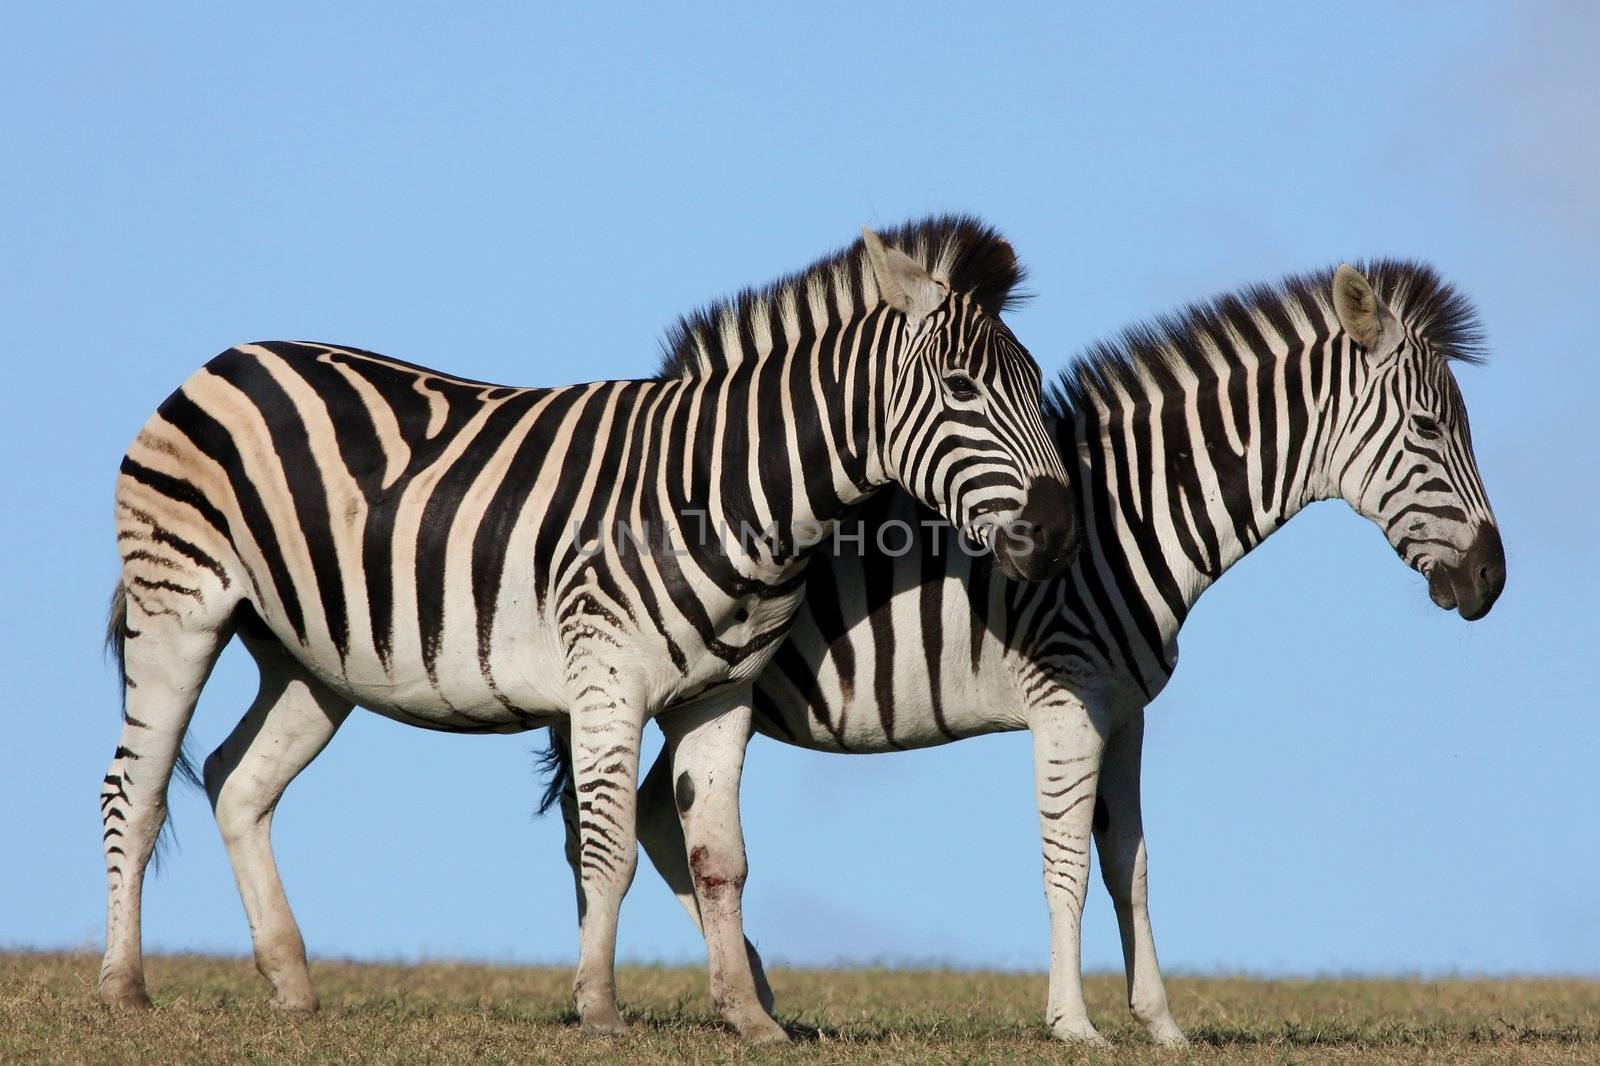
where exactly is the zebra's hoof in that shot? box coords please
[731,1011,789,1043]
[270,992,320,1015]
[1051,1021,1111,1047]
[742,1023,791,1044]
[579,1011,629,1036]
[1147,1020,1188,1047]
[99,981,154,1011]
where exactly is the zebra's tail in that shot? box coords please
[106,580,201,872]
[533,728,572,817]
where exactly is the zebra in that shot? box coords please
[98,216,1079,1041]
[585,260,1506,1044]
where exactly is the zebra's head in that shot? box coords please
[862,226,1078,580]
[1327,264,1504,620]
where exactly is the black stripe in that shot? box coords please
[117,458,231,541]
[411,390,544,679]
[155,376,308,643]
[208,351,349,659]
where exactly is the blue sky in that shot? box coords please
[3,4,1595,977]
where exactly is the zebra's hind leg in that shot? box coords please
[99,589,229,1009]
[661,690,786,1043]
[1094,710,1186,1047]
[565,683,645,1035]
[636,742,776,1014]
[203,633,352,1013]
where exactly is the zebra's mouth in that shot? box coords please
[959,515,1033,580]
[1425,563,1460,612]
[990,477,1080,581]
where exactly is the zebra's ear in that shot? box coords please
[862,226,947,321]
[1332,264,1400,358]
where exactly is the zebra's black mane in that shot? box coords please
[1045,260,1486,419]
[656,214,1028,380]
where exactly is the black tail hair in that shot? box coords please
[106,581,201,872]
[534,728,572,817]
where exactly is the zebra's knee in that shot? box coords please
[205,752,269,844]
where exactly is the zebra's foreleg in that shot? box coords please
[1094,710,1185,1047]
[1029,703,1110,1046]
[567,687,645,1034]
[99,596,226,1009]
[661,690,787,1043]
[203,635,352,1013]
[636,735,776,1015]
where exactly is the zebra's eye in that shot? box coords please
[943,373,980,401]
[1412,414,1443,439]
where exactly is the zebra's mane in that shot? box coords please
[656,214,1028,380]
[1045,260,1486,419]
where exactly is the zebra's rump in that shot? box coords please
[114,340,605,720]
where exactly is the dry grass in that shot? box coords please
[2,952,1597,1064]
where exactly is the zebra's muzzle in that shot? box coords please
[1426,523,1506,621]
[993,477,1080,581]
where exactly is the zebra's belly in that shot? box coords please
[343,667,568,733]
[754,691,1029,753]
[753,655,1029,753]
[257,612,575,734]
[250,592,762,734]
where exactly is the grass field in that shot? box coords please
[3,953,1597,1064]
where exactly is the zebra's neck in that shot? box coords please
[1062,304,1352,657]
[668,307,901,583]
